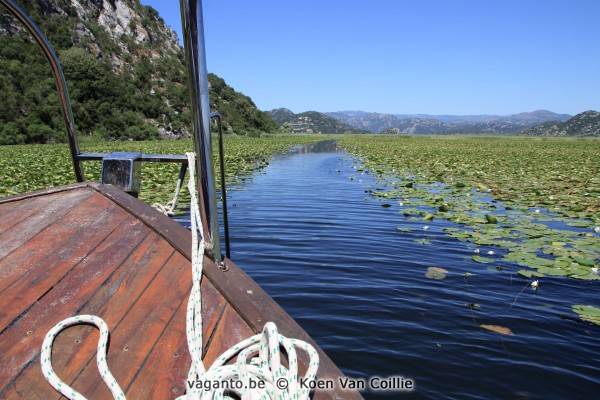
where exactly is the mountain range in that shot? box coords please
[268,108,366,134]
[326,110,573,134]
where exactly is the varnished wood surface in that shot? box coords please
[0,183,363,399]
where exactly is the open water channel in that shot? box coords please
[177,140,600,399]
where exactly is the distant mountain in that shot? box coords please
[268,109,367,134]
[522,111,600,136]
[326,110,572,134]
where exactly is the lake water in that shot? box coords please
[177,141,600,399]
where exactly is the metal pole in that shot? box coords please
[0,0,84,182]
[211,112,231,260]
[180,0,222,265]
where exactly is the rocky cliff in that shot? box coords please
[0,0,277,143]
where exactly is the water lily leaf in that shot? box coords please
[472,255,494,264]
[396,227,412,232]
[480,324,512,335]
[423,213,434,221]
[572,256,596,267]
[518,269,544,278]
[570,273,600,280]
[536,267,568,276]
[485,214,498,224]
[416,238,432,245]
[426,267,448,280]
[572,305,600,325]
[567,220,592,228]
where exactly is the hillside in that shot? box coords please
[522,111,600,136]
[0,0,276,144]
[327,110,572,134]
[268,108,366,134]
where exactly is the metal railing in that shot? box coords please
[0,0,230,264]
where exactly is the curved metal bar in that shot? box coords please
[0,0,84,181]
[180,0,222,265]
[211,112,231,260]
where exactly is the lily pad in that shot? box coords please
[572,256,596,267]
[572,305,600,326]
[472,256,494,264]
[485,214,498,224]
[425,267,448,280]
[517,269,544,278]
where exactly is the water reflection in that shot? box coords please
[287,139,340,154]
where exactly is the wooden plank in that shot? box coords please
[0,195,128,332]
[0,192,123,293]
[0,183,88,206]
[202,304,256,368]
[124,296,190,399]
[0,219,150,396]
[126,278,227,399]
[0,191,64,236]
[61,250,191,399]
[0,188,95,262]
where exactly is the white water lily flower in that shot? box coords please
[423,225,430,231]
[534,209,541,213]
[474,249,480,254]
[487,250,495,255]
[531,280,540,289]
[549,196,554,200]
[592,267,599,274]
[594,227,600,233]
[399,202,404,206]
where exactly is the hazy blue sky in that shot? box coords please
[141,0,599,116]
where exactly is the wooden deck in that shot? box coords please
[0,182,362,399]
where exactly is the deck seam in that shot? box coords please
[124,277,192,395]
[202,301,228,359]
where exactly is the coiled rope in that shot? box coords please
[41,152,319,399]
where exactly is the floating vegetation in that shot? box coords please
[0,136,326,207]
[480,324,513,335]
[340,136,600,281]
[426,267,448,280]
[572,305,600,326]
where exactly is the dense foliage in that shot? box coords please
[0,0,278,144]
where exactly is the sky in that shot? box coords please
[140,0,600,116]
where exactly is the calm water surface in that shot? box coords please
[179,141,600,399]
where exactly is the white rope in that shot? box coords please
[152,168,186,216]
[40,152,319,400]
[40,315,125,400]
